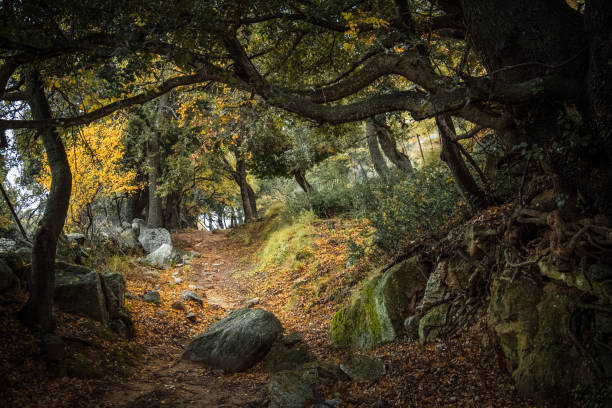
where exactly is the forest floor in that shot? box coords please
[1,222,535,407]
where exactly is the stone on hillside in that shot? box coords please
[54,262,108,324]
[138,227,171,254]
[269,365,318,408]
[263,332,310,372]
[131,218,145,236]
[145,243,173,269]
[329,257,428,350]
[0,258,19,293]
[100,272,125,319]
[182,308,283,372]
[246,297,260,308]
[143,290,161,305]
[66,233,86,245]
[119,229,139,250]
[418,260,448,311]
[181,289,203,306]
[171,249,185,265]
[186,311,196,322]
[340,354,385,381]
[418,304,449,343]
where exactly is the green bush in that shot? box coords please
[354,163,469,252]
[286,185,354,218]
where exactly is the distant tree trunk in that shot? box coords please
[19,70,72,332]
[247,183,257,218]
[374,118,414,174]
[163,191,181,230]
[235,153,256,222]
[230,210,237,228]
[293,169,313,193]
[366,118,388,178]
[436,115,490,209]
[146,94,168,228]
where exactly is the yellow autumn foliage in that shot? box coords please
[38,119,138,230]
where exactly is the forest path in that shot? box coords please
[101,229,268,408]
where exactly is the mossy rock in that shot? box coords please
[329,257,427,350]
[418,304,449,343]
[538,261,612,303]
[488,276,612,405]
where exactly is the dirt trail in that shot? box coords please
[101,230,268,408]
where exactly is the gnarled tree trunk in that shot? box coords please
[373,118,413,175]
[436,115,490,209]
[19,70,72,332]
[293,169,313,193]
[366,118,388,178]
[146,93,168,228]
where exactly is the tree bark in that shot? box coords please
[235,152,256,222]
[436,115,490,209]
[146,94,168,228]
[19,70,72,332]
[366,118,388,178]
[373,118,413,174]
[163,191,181,230]
[293,169,313,193]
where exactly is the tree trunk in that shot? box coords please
[163,191,181,230]
[19,70,72,332]
[126,185,148,222]
[247,183,257,218]
[235,153,255,222]
[293,169,313,193]
[374,118,413,174]
[146,94,168,228]
[366,118,388,178]
[436,115,490,209]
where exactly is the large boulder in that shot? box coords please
[487,274,612,406]
[145,243,173,269]
[329,257,427,349]
[138,227,171,254]
[0,237,16,252]
[54,262,108,324]
[182,308,283,372]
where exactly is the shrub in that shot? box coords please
[354,163,469,252]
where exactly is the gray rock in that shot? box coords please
[131,218,146,237]
[269,366,317,408]
[119,229,139,250]
[173,277,183,284]
[418,304,449,343]
[246,297,260,308]
[54,262,108,324]
[138,227,171,254]
[171,249,185,265]
[143,290,161,305]
[182,308,283,372]
[66,233,86,245]
[145,243,173,269]
[100,272,125,319]
[589,264,612,282]
[339,354,385,381]
[403,315,420,341]
[263,332,309,372]
[0,258,19,293]
[181,289,203,306]
[418,260,448,311]
[186,311,196,322]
